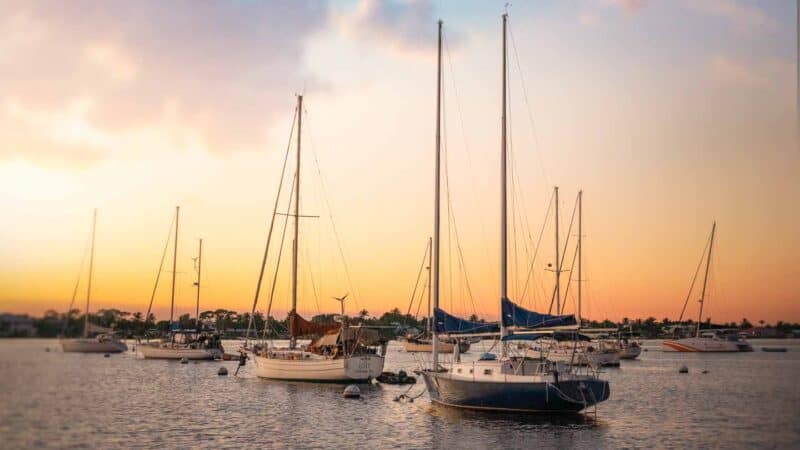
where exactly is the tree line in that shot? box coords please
[9,307,800,339]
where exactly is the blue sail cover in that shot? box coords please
[501,298,577,329]
[433,308,500,334]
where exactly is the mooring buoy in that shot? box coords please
[679,365,689,373]
[180,357,189,364]
[343,385,361,399]
[701,369,709,374]
[218,367,228,376]
[104,353,110,358]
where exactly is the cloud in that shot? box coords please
[687,0,777,33]
[708,55,765,86]
[0,1,331,167]
[339,0,451,55]
[602,0,648,14]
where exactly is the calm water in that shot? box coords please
[1,339,798,449]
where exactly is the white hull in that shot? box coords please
[536,349,620,367]
[60,338,128,353]
[252,353,384,382]
[618,345,642,359]
[662,337,749,352]
[138,344,223,360]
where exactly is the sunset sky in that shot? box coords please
[0,0,797,324]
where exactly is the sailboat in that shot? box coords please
[60,209,128,353]
[400,238,470,354]
[421,16,610,413]
[139,208,224,360]
[525,190,620,367]
[250,95,386,382]
[662,223,752,352]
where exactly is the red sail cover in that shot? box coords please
[288,310,339,337]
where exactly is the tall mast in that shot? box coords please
[577,191,582,328]
[195,238,202,330]
[432,20,443,369]
[500,13,509,345]
[84,208,97,339]
[290,94,302,349]
[697,222,716,337]
[554,186,560,314]
[170,205,179,327]
[427,237,432,335]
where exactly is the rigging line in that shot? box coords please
[561,237,580,314]
[441,72,454,312]
[547,192,579,314]
[678,232,711,322]
[304,245,322,317]
[444,30,497,288]
[61,229,92,335]
[304,111,363,312]
[508,20,551,191]
[245,105,297,344]
[144,215,175,327]
[519,189,555,304]
[406,240,431,317]
[262,173,296,342]
[440,97,479,317]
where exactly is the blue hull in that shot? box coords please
[422,372,609,413]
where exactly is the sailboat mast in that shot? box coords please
[697,222,716,337]
[500,13,508,343]
[84,208,97,339]
[432,20,443,369]
[427,237,432,335]
[195,238,202,330]
[170,206,179,327]
[291,94,302,349]
[554,186,560,314]
[577,190,582,328]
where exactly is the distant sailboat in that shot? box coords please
[662,223,752,352]
[60,209,128,353]
[400,238,470,354]
[421,16,609,413]
[250,95,386,382]
[139,208,224,360]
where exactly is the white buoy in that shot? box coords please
[218,367,228,376]
[679,365,688,373]
[180,357,189,364]
[343,385,361,399]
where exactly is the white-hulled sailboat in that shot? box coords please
[421,16,609,413]
[139,208,224,360]
[60,209,128,353]
[249,95,386,382]
[662,223,752,352]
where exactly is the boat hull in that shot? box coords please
[618,345,641,360]
[662,338,751,352]
[421,372,610,413]
[402,339,469,353]
[527,348,620,367]
[252,354,385,382]
[60,338,128,353]
[138,344,223,360]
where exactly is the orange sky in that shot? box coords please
[1,1,798,324]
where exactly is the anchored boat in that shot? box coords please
[60,209,128,354]
[246,95,386,382]
[420,16,610,413]
[662,223,752,353]
[138,209,224,360]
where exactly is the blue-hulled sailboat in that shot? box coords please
[420,15,610,413]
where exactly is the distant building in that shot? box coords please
[0,314,36,337]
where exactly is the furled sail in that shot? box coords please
[433,308,500,334]
[288,310,340,337]
[501,298,577,329]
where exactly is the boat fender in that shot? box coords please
[553,370,559,385]
[398,370,407,380]
[343,385,361,399]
